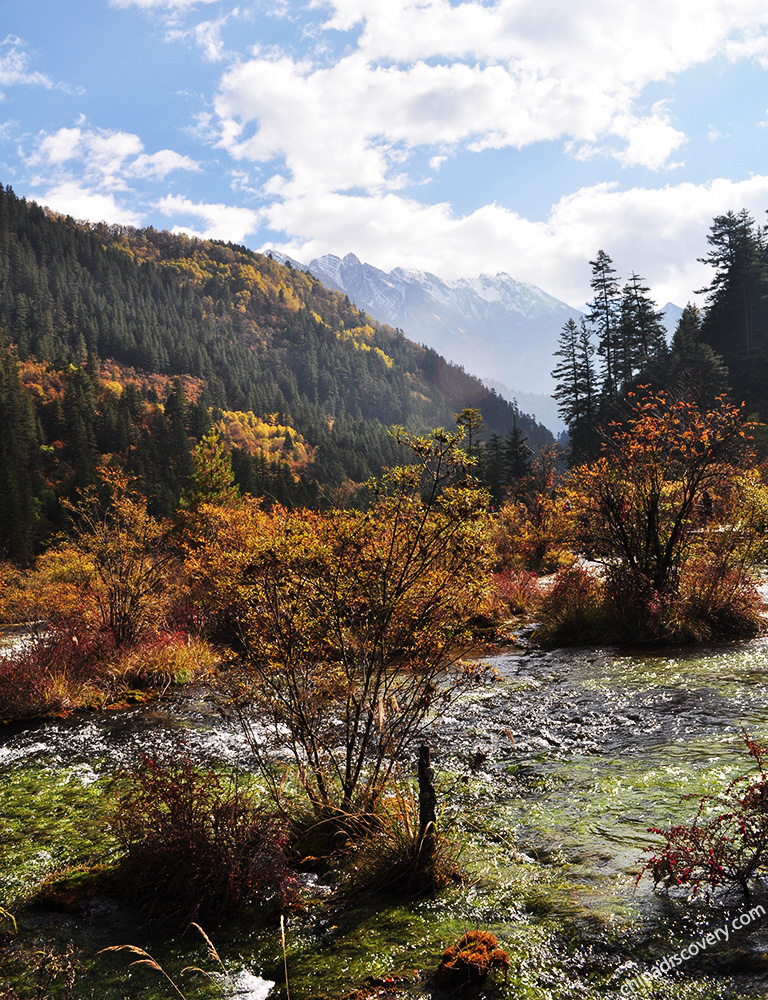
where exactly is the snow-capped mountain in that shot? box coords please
[660,301,684,339]
[265,251,580,399]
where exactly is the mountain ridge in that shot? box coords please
[268,251,685,431]
[266,250,580,400]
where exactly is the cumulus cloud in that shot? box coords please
[261,174,768,308]
[156,193,262,242]
[211,0,768,199]
[27,124,200,190]
[30,181,143,226]
[611,106,686,170]
[132,149,201,178]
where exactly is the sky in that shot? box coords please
[3,1,768,309]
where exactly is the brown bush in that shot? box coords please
[111,745,297,925]
[533,565,605,646]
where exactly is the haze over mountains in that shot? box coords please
[268,251,683,432]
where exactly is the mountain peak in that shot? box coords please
[297,254,579,395]
[261,249,582,396]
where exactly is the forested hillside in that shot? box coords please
[0,184,551,560]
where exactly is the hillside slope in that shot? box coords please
[270,251,579,397]
[0,185,552,557]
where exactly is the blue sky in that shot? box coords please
[3,0,768,308]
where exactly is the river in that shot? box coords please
[3,638,768,998]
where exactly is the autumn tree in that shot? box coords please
[64,465,176,646]
[223,428,494,825]
[566,390,755,594]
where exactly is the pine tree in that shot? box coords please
[668,304,731,405]
[699,210,768,360]
[587,250,622,401]
[551,316,596,460]
[617,273,668,387]
[504,418,532,484]
[481,431,506,504]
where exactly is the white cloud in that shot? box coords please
[27,124,200,191]
[725,31,768,68]
[156,193,262,242]
[30,182,143,227]
[611,106,686,170]
[166,7,244,61]
[211,0,768,200]
[132,149,201,178]
[0,35,54,95]
[261,174,768,308]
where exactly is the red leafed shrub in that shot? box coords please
[492,569,540,614]
[533,565,605,645]
[111,745,297,925]
[0,628,111,721]
[640,735,768,898]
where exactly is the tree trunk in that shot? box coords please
[418,744,438,860]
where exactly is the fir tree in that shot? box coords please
[587,250,622,401]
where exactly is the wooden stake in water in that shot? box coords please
[281,914,290,1000]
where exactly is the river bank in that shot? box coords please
[3,639,768,998]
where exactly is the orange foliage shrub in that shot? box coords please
[434,931,509,987]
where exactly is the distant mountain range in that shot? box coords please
[268,251,575,400]
[268,251,683,433]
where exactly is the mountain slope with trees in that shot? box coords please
[0,184,551,560]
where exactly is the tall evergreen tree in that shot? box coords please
[551,316,596,460]
[667,304,731,405]
[699,210,768,360]
[504,417,532,484]
[481,431,506,504]
[587,250,622,401]
[618,272,668,386]
[698,209,768,415]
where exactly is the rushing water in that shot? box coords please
[3,639,768,998]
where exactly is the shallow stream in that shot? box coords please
[4,638,768,998]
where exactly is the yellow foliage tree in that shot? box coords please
[188,429,494,823]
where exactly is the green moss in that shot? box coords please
[0,764,115,908]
